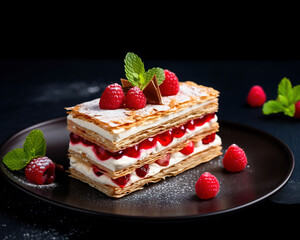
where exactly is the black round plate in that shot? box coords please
[0,118,294,220]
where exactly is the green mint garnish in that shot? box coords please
[262,77,300,117]
[3,129,46,171]
[23,129,46,160]
[124,52,165,90]
[145,67,165,86]
[2,148,28,170]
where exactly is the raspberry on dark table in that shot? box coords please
[247,85,266,107]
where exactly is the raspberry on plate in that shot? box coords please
[222,144,248,172]
[247,85,266,107]
[195,172,220,200]
[99,83,125,109]
[24,156,56,185]
[125,86,146,109]
[159,69,180,96]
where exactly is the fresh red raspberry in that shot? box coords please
[159,69,180,96]
[222,144,248,172]
[179,141,194,155]
[294,100,300,119]
[24,156,56,185]
[247,85,266,107]
[195,172,220,200]
[99,83,125,109]
[125,86,146,109]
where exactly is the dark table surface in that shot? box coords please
[1,59,299,238]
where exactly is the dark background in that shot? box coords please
[1,19,300,238]
[3,35,300,61]
[2,15,300,62]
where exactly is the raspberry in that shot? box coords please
[179,141,194,155]
[92,164,103,177]
[173,125,186,138]
[195,172,220,200]
[99,83,125,109]
[247,85,267,107]
[155,153,171,167]
[294,100,300,119]
[135,164,149,178]
[202,132,216,144]
[125,86,146,109]
[140,137,157,150]
[222,144,248,172]
[112,174,131,188]
[157,130,173,146]
[24,156,56,185]
[159,69,180,96]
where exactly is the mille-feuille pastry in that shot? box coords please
[66,53,222,198]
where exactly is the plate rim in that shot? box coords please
[0,117,295,221]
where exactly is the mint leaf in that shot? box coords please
[278,77,293,97]
[124,52,166,90]
[277,77,300,103]
[283,104,296,117]
[277,95,289,107]
[293,85,300,102]
[262,100,284,115]
[23,129,46,160]
[3,148,29,170]
[2,129,47,171]
[124,52,145,88]
[277,77,297,107]
[138,73,147,89]
[145,67,165,86]
[262,77,300,118]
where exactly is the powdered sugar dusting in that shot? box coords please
[180,83,208,97]
[5,168,57,189]
[72,82,209,128]
[76,99,132,126]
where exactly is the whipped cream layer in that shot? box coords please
[69,115,218,172]
[70,135,221,188]
[67,98,216,142]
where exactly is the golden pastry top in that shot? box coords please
[66,81,219,133]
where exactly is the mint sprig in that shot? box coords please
[3,129,46,170]
[2,148,28,170]
[262,77,300,117]
[124,52,165,90]
[23,129,46,160]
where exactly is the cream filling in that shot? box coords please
[69,115,218,172]
[69,135,221,188]
[67,99,215,142]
